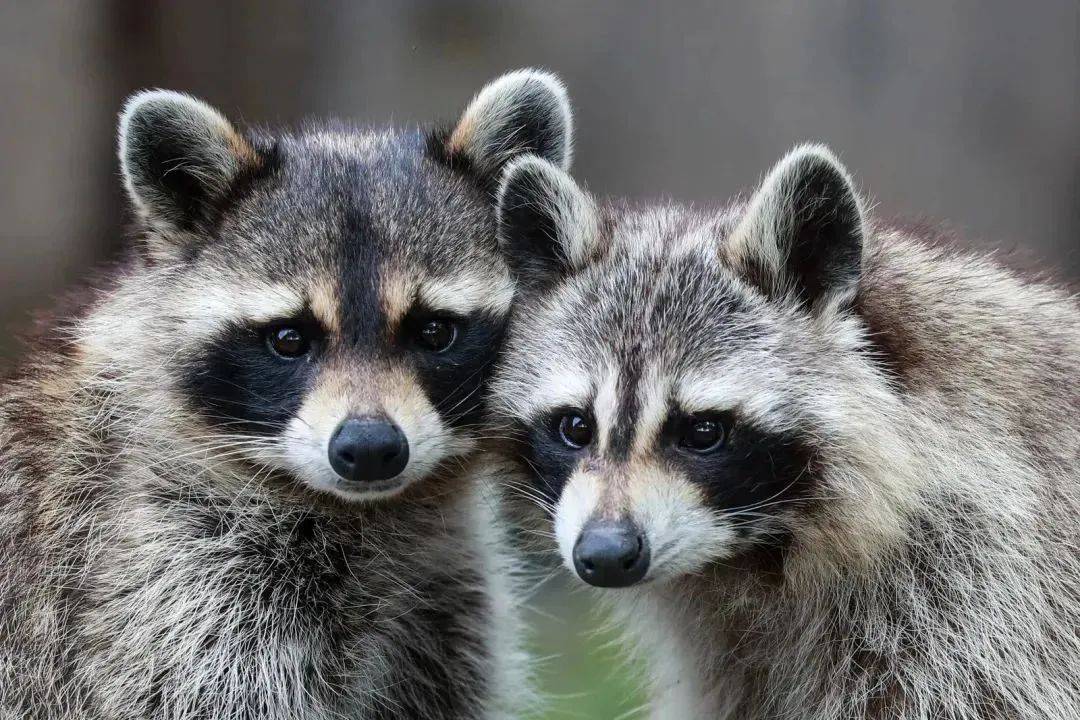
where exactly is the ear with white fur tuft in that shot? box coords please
[443,69,573,181]
[496,155,599,291]
[729,144,865,312]
[119,90,265,248]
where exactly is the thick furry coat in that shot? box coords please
[0,70,574,720]
[490,146,1080,719]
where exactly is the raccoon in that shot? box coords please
[490,146,1080,719]
[0,69,572,720]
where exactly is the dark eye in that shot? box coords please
[557,413,593,449]
[679,416,726,453]
[417,319,458,352]
[266,326,310,359]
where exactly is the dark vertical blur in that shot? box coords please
[2,1,1078,365]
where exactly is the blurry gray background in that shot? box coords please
[3,2,1080,367]
[1,2,1078,716]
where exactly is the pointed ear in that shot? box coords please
[442,69,572,182]
[119,90,265,246]
[729,145,865,312]
[496,155,599,292]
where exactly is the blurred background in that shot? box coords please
[1,2,1078,717]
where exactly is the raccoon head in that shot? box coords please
[492,147,898,588]
[106,70,572,503]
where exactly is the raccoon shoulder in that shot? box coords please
[854,223,1078,457]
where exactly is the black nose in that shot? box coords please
[572,518,650,588]
[327,417,409,483]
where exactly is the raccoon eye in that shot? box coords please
[417,319,458,353]
[557,413,593,449]
[266,326,310,359]
[679,416,726,453]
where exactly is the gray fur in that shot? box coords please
[0,69,572,719]
[492,146,1080,719]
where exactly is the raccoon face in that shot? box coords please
[492,148,870,586]
[114,70,572,502]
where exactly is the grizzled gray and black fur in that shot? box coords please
[490,147,1079,719]
[0,70,572,719]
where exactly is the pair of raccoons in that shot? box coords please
[0,70,1077,720]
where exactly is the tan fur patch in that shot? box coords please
[622,459,705,510]
[298,365,377,440]
[377,365,430,422]
[299,361,432,436]
[447,114,477,157]
[227,130,263,170]
[380,270,415,330]
[593,457,660,518]
[308,279,340,334]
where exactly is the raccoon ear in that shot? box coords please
[119,90,264,244]
[496,155,599,291]
[443,69,573,180]
[730,144,865,312]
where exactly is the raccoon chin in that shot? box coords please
[308,471,415,503]
[271,447,420,503]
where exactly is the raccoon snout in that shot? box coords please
[328,417,410,483]
[572,518,650,588]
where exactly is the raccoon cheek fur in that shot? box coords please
[491,145,1080,718]
[0,68,574,719]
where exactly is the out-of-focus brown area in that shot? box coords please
[2,2,1078,365]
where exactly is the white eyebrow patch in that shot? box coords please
[178,281,305,336]
[418,272,515,316]
[675,356,789,428]
[676,373,744,414]
[523,363,592,419]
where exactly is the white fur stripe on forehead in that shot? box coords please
[632,365,673,454]
[592,361,621,454]
[418,272,515,317]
